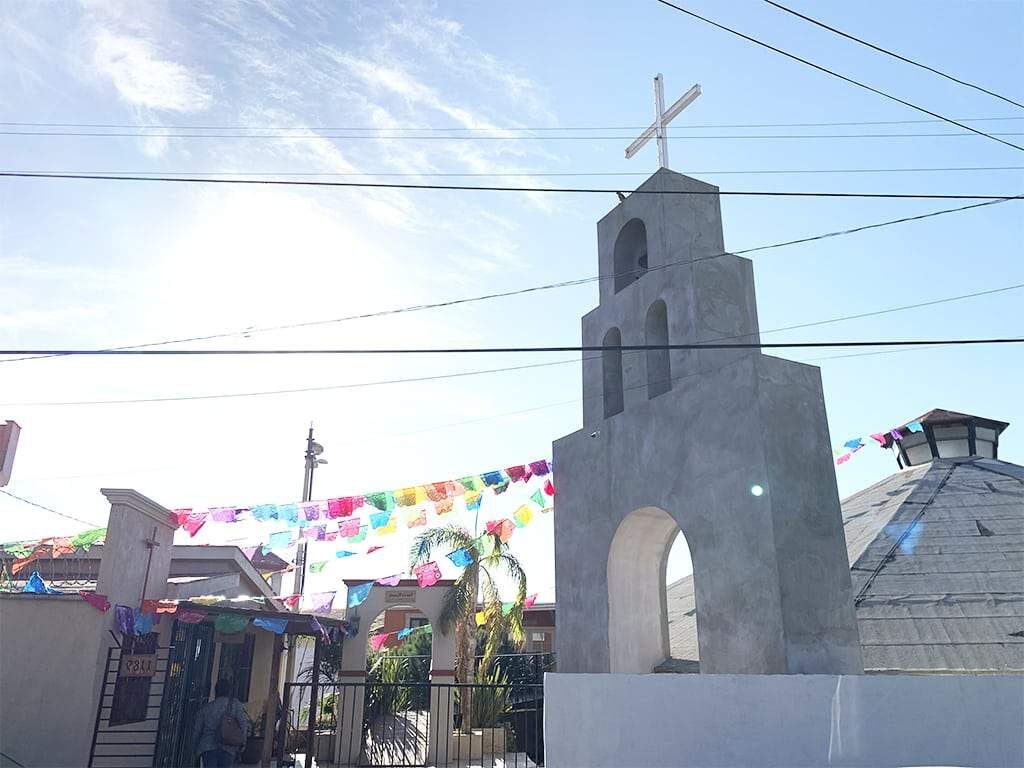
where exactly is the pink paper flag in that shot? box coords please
[181,510,208,537]
[543,479,555,497]
[377,574,402,586]
[524,593,537,609]
[367,545,384,554]
[282,594,301,610]
[241,547,258,560]
[836,452,853,466]
[339,518,362,538]
[210,507,238,523]
[870,433,887,446]
[370,632,392,651]
[176,609,207,624]
[414,561,442,588]
[80,591,111,612]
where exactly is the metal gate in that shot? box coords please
[88,640,171,768]
[153,620,216,767]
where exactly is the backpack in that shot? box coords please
[217,703,245,748]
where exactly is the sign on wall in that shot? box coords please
[118,654,157,678]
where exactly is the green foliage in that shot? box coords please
[468,666,511,728]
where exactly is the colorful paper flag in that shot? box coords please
[377,574,402,586]
[471,533,496,558]
[308,592,335,614]
[481,471,507,487]
[253,617,289,634]
[836,453,852,466]
[870,433,887,446]
[251,504,278,521]
[906,421,924,433]
[843,438,864,451]
[501,601,514,615]
[447,548,474,568]
[890,429,903,441]
[132,608,157,635]
[364,492,394,512]
[414,561,442,587]
[528,460,550,477]
[394,487,419,507]
[282,594,301,610]
[279,504,300,524]
[505,465,528,483]
[80,591,111,612]
[182,512,208,537]
[370,632,391,651]
[464,490,483,511]
[524,594,537,609]
[335,550,356,559]
[302,502,323,522]
[301,525,326,541]
[339,519,362,538]
[435,498,454,515]
[370,510,392,530]
[213,613,248,634]
[347,583,373,607]
[530,490,545,508]
[141,599,178,614]
[405,509,427,528]
[543,479,555,497]
[210,507,238,523]
[115,604,134,635]
[348,525,368,544]
[397,627,413,640]
[514,506,534,528]
[309,561,328,573]
[377,517,397,536]
[176,609,207,624]
[458,476,481,492]
[327,496,362,518]
[475,611,487,626]
[367,545,384,554]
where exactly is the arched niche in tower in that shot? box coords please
[645,299,670,398]
[602,327,624,418]
[613,218,648,293]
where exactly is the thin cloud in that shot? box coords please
[92,29,213,112]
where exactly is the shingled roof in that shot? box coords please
[667,456,1024,672]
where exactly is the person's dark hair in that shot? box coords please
[215,678,232,698]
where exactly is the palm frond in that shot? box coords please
[408,524,474,568]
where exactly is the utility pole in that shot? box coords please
[296,424,327,596]
[284,425,327,710]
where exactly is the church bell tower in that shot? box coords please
[553,169,863,676]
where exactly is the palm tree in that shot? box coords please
[408,523,527,731]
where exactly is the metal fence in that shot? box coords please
[279,681,544,767]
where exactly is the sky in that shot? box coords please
[1,0,1022,595]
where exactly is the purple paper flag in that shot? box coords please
[376,574,402,586]
[308,592,336,614]
[114,604,134,635]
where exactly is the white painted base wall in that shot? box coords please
[544,673,1024,768]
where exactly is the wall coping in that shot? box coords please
[100,488,175,529]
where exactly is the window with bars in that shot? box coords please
[215,634,255,702]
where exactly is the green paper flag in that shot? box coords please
[458,476,480,492]
[214,613,249,634]
[501,601,514,616]
[471,533,495,558]
[348,526,368,544]
[2,542,32,558]
[364,492,395,512]
[309,561,328,574]
[530,490,545,508]
[70,528,106,551]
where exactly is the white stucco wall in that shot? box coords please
[544,673,1024,768]
[0,595,106,767]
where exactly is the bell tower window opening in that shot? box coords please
[603,327,624,418]
[645,300,671,399]
[613,218,649,293]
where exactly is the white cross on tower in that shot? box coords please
[625,74,701,170]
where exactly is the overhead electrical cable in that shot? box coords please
[4,282,1021,406]
[763,0,1024,111]
[653,0,1024,152]
[0,172,1015,199]
[1,338,1022,357]
[2,194,1019,365]
[4,130,1024,141]
[0,488,99,528]
[2,116,1022,131]
[8,165,1024,178]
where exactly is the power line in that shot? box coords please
[0,172,1015,199]
[3,116,1023,131]
[5,282,1021,406]
[763,0,1024,111]
[2,338,1022,357]
[653,0,1024,153]
[0,488,99,528]
[4,129,1024,141]
[2,194,1018,365]
[9,165,1024,178]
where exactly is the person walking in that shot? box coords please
[192,677,251,767]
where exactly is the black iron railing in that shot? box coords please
[279,680,544,768]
